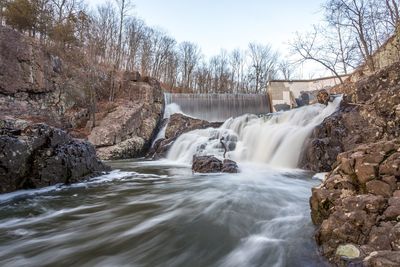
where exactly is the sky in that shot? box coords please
[87,0,328,78]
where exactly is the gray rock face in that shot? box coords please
[0,25,90,129]
[310,140,400,266]
[192,155,239,174]
[88,80,164,160]
[0,118,109,194]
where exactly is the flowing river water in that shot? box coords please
[0,97,341,267]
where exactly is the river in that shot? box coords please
[0,97,341,267]
[0,160,328,267]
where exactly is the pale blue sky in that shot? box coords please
[87,0,328,77]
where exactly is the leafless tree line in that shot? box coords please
[291,0,400,81]
[1,0,291,94]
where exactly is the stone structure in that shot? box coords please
[267,75,349,111]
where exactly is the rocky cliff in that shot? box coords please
[0,25,164,160]
[88,76,164,160]
[302,62,400,172]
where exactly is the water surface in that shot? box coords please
[0,160,328,267]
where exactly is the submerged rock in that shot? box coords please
[192,155,239,173]
[0,118,109,194]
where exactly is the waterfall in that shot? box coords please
[164,93,271,122]
[166,96,342,168]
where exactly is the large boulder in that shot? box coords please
[302,62,400,172]
[0,118,109,194]
[147,113,222,159]
[310,140,400,266]
[88,80,164,160]
[192,155,239,173]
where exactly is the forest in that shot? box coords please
[0,0,399,94]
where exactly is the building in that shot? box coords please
[267,75,349,112]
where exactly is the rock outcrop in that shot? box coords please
[0,26,165,160]
[147,113,222,159]
[192,156,239,173]
[310,140,400,266]
[0,25,92,129]
[0,118,109,194]
[302,62,400,172]
[88,77,164,160]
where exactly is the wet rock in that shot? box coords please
[317,89,330,105]
[148,114,222,159]
[221,159,239,173]
[0,118,109,194]
[192,156,239,174]
[192,156,223,173]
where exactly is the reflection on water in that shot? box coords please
[0,160,328,267]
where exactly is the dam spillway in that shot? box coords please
[164,93,271,122]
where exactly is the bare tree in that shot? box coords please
[248,43,278,93]
[278,60,293,80]
[179,41,201,89]
[324,0,398,71]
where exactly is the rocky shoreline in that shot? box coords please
[306,62,400,266]
[310,140,400,266]
[0,118,109,194]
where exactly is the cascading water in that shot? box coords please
[167,96,342,168]
[164,93,271,122]
[0,96,339,267]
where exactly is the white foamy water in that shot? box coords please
[167,97,341,168]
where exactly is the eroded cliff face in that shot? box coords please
[0,26,165,160]
[0,26,93,129]
[302,62,400,172]
[88,77,164,160]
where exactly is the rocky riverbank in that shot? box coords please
[0,118,109,194]
[306,61,400,266]
[310,140,400,266]
[302,62,400,172]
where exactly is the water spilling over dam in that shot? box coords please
[167,96,342,168]
[164,93,271,122]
